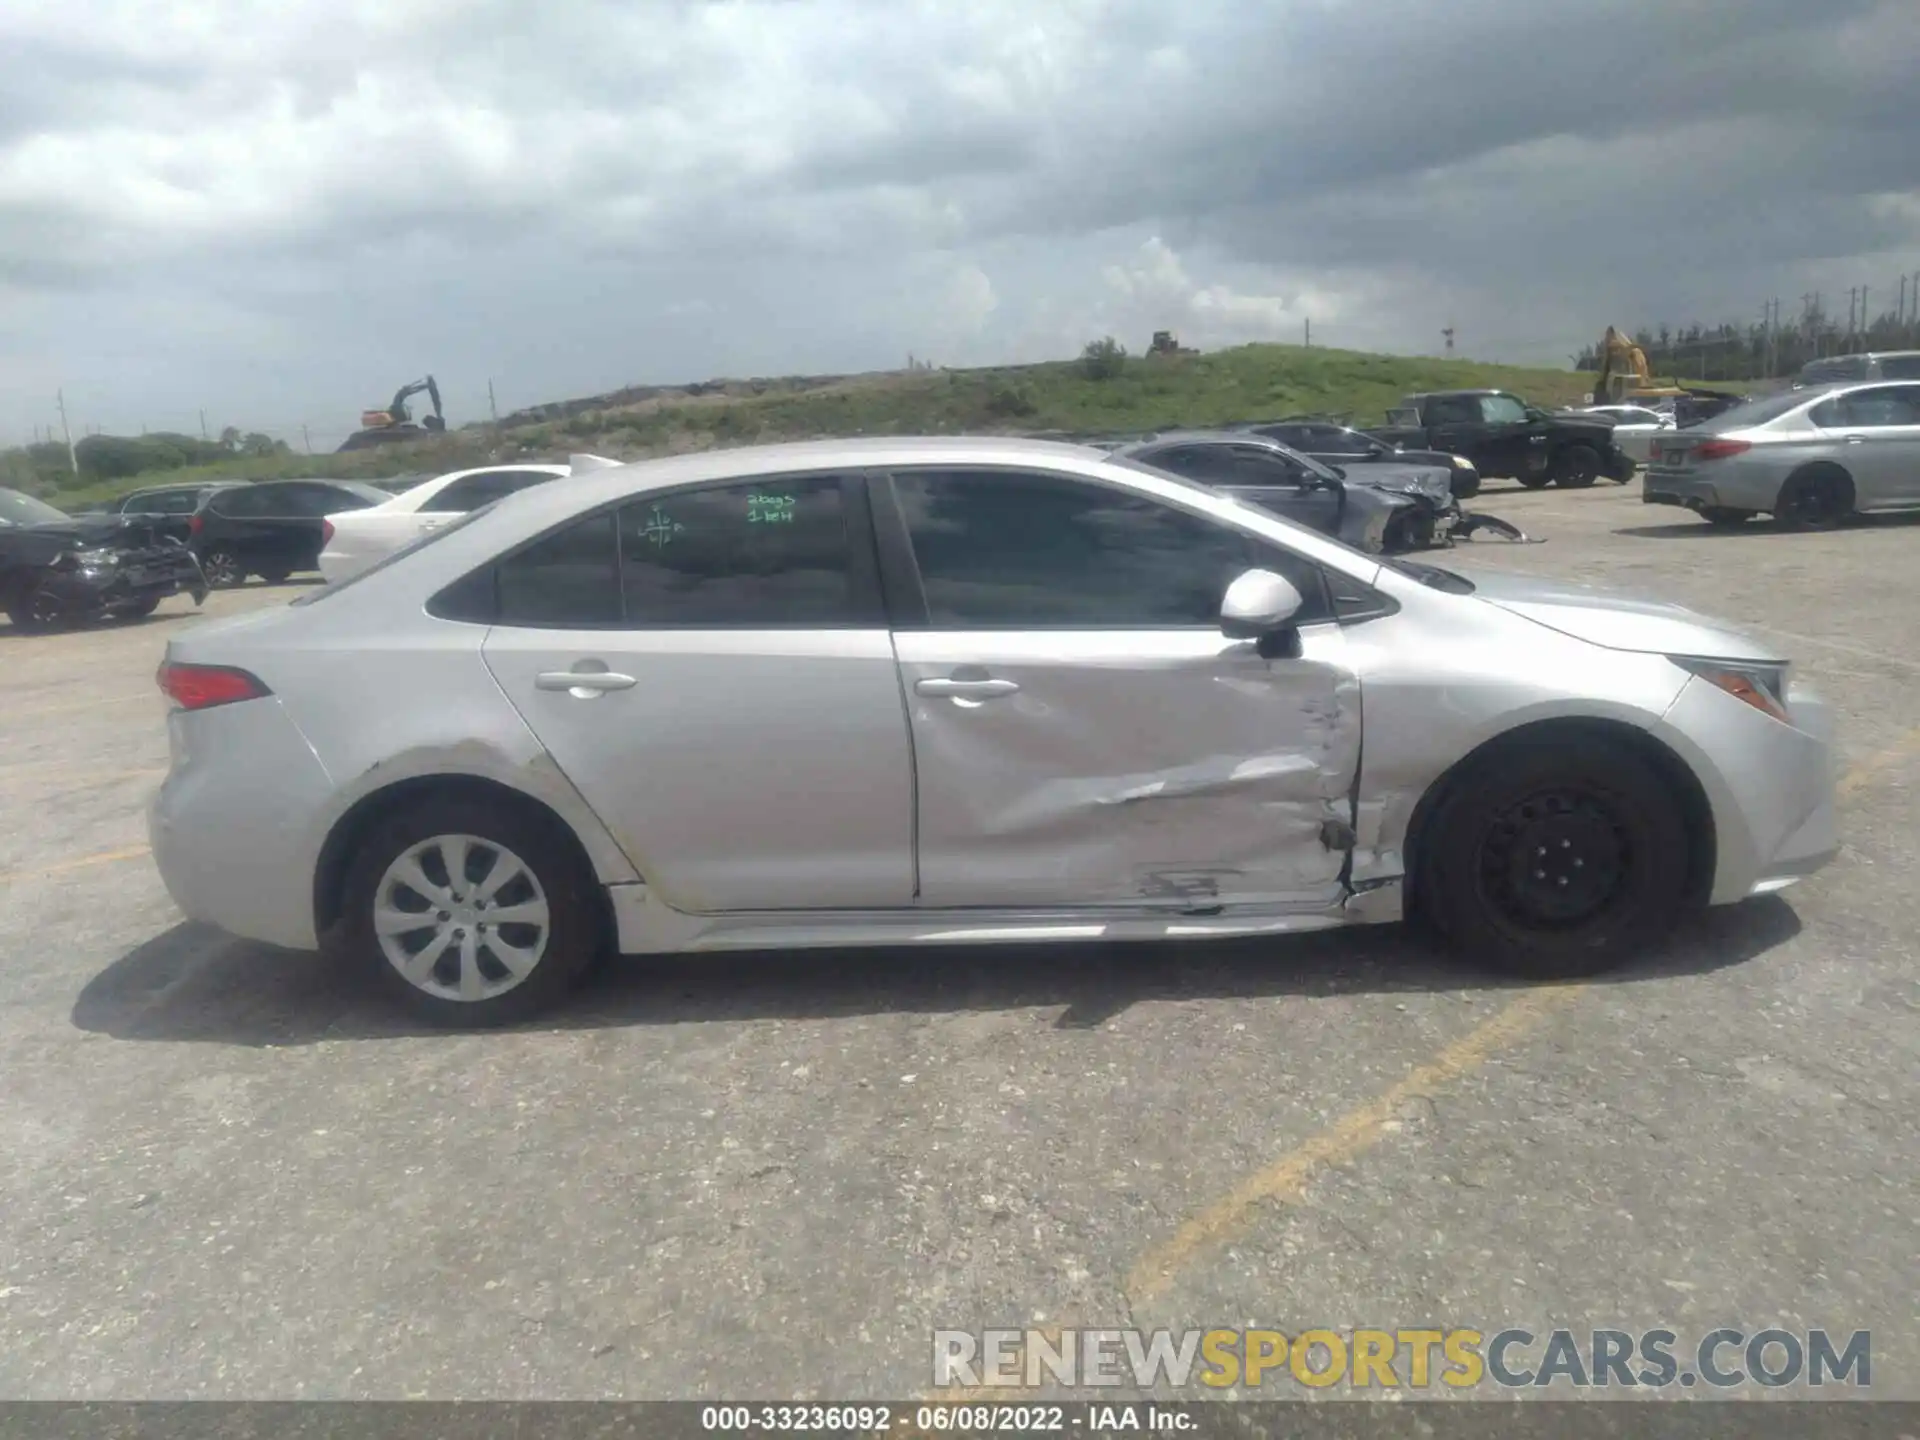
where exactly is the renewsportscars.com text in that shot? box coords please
[932,1327,1871,1392]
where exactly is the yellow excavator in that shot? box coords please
[1593,327,1688,405]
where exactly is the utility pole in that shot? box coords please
[56,389,77,474]
[1303,318,1311,347]
[1443,326,1456,356]
[488,378,499,425]
[1861,285,1869,341]
[199,410,209,442]
[301,424,312,454]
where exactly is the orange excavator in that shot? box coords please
[338,376,448,452]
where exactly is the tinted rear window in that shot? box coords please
[1878,354,1920,380]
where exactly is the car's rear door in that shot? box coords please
[874,464,1360,911]
[1820,385,1920,506]
[477,471,916,913]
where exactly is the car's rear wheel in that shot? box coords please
[199,548,246,588]
[1551,444,1601,488]
[1699,507,1752,528]
[1773,467,1853,532]
[340,795,602,1027]
[1418,735,1690,979]
[111,596,162,619]
[1515,469,1554,490]
[256,566,293,585]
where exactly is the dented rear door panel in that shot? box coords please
[897,626,1361,909]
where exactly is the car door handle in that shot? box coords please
[915,676,1020,698]
[536,669,638,693]
[1843,434,1867,444]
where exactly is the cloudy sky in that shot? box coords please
[4,0,1917,449]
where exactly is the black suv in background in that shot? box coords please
[95,482,244,545]
[189,479,391,587]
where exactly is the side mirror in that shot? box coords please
[1220,568,1304,641]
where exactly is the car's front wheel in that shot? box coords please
[1417,734,1691,979]
[339,794,603,1027]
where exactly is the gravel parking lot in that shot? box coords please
[2,480,1916,1401]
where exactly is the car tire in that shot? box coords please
[1515,470,1554,490]
[1451,474,1481,500]
[112,596,163,619]
[1699,507,1752,528]
[199,548,247,588]
[1550,445,1602,488]
[339,794,604,1028]
[6,582,71,634]
[1773,467,1853,532]
[1417,734,1690,980]
[256,566,293,585]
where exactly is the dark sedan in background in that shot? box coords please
[1111,431,1468,553]
[1,487,207,632]
[1243,416,1483,499]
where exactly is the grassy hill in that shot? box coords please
[12,344,1647,506]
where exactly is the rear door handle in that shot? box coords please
[536,669,637,694]
[1843,434,1867,444]
[915,677,1020,698]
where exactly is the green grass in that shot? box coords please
[17,343,1675,507]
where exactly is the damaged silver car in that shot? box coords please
[149,437,1837,1027]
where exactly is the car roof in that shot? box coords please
[1404,389,1503,400]
[1119,429,1296,449]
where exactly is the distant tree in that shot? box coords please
[240,432,286,457]
[219,426,241,452]
[1080,336,1128,381]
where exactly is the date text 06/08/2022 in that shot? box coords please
[699,1403,1185,1434]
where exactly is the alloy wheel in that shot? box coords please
[200,550,243,587]
[373,833,552,1002]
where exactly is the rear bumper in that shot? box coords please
[149,697,333,951]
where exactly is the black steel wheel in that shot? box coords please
[1416,733,1691,978]
[1699,507,1751,528]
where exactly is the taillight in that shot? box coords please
[1692,439,1751,462]
[188,514,204,536]
[321,520,335,546]
[156,662,272,711]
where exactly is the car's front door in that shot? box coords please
[477,472,917,913]
[1474,393,1545,480]
[877,466,1361,911]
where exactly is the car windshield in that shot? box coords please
[1380,556,1476,593]
[0,488,72,527]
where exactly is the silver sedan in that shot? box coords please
[148,437,1838,1026]
[1643,380,1920,528]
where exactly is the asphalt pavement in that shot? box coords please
[0,483,1914,1401]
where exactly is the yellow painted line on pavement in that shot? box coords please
[0,844,151,886]
[1124,983,1582,1309]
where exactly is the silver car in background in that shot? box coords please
[1643,380,1920,529]
[148,437,1836,1027]
[1577,404,1675,466]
